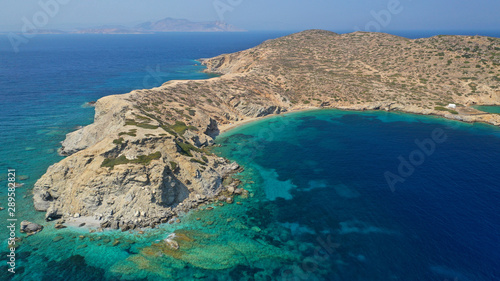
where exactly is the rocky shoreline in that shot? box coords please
[32,30,500,231]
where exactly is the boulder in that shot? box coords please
[110,221,120,230]
[45,206,61,221]
[100,221,111,228]
[121,224,131,232]
[20,221,43,234]
[54,223,67,229]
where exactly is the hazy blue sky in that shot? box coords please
[1,0,499,32]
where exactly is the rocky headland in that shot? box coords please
[33,30,500,230]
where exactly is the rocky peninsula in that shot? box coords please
[33,30,500,230]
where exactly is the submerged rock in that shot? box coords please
[52,236,64,242]
[163,233,179,250]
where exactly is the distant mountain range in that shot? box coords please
[135,18,244,32]
[24,18,245,34]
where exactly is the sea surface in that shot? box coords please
[214,110,500,281]
[0,31,499,281]
[473,105,500,114]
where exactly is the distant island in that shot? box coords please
[33,30,500,231]
[23,17,245,34]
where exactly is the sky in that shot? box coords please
[0,0,499,32]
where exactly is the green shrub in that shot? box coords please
[169,161,178,171]
[201,155,209,163]
[162,121,198,136]
[125,119,158,130]
[434,106,447,111]
[175,140,201,157]
[435,106,458,114]
[132,114,152,122]
[101,152,162,169]
[119,129,137,137]
[136,123,159,129]
[190,158,207,166]
[135,152,162,165]
[172,121,189,134]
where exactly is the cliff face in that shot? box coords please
[33,30,500,229]
[59,94,133,156]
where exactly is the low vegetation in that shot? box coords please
[101,152,162,169]
[119,129,137,137]
[435,106,459,114]
[125,119,158,130]
[113,138,124,145]
[190,158,207,166]
[162,121,198,136]
[175,140,202,157]
[169,161,178,171]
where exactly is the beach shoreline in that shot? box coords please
[218,106,320,133]
[217,104,500,138]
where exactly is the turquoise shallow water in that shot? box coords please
[473,105,500,114]
[1,33,500,281]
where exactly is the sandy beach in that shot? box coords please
[218,106,320,133]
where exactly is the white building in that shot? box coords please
[447,104,457,109]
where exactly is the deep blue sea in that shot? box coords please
[215,110,500,281]
[0,31,499,281]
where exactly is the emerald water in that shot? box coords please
[473,105,500,114]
